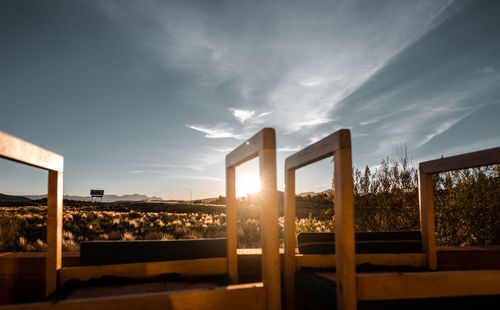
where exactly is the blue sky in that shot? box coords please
[1,0,499,199]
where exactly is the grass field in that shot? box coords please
[0,201,333,252]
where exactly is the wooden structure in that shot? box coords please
[0,131,64,297]
[284,131,500,310]
[0,129,280,310]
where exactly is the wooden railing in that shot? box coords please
[0,131,64,296]
[418,146,500,269]
[225,128,281,310]
[284,129,356,310]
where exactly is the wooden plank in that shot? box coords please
[58,258,228,286]
[225,128,275,168]
[419,146,500,174]
[226,167,238,283]
[0,283,266,310]
[418,173,437,269]
[333,146,357,310]
[284,169,296,310]
[296,253,427,269]
[258,147,281,310]
[46,170,63,296]
[0,131,63,172]
[284,129,350,171]
[357,270,500,300]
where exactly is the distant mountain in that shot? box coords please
[297,189,332,197]
[22,194,163,203]
[0,193,31,202]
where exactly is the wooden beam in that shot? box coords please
[418,173,437,269]
[226,167,238,283]
[59,258,228,286]
[283,129,355,310]
[225,128,276,168]
[419,146,500,175]
[296,253,427,269]
[283,169,296,310]
[258,147,281,310]
[46,171,63,296]
[224,128,280,310]
[357,270,500,300]
[0,131,63,172]
[333,146,357,310]
[0,283,265,310]
[284,129,350,171]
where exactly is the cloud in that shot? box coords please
[277,145,301,152]
[230,108,255,123]
[257,111,273,118]
[187,124,243,139]
[214,147,233,153]
[161,175,223,182]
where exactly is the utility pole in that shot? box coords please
[184,188,192,203]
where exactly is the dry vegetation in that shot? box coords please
[1,152,498,252]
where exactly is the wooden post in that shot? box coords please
[259,148,280,310]
[418,172,437,270]
[334,147,357,310]
[46,170,63,296]
[283,169,296,310]
[226,167,238,283]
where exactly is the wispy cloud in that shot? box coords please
[187,124,243,139]
[230,108,255,123]
[214,147,233,153]
[277,145,301,152]
[161,175,223,182]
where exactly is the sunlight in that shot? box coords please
[236,172,261,197]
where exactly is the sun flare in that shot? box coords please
[236,172,261,197]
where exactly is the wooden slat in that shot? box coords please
[284,129,350,171]
[0,131,63,172]
[418,173,437,269]
[226,167,238,283]
[296,253,427,269]
[258,147,281,310]
[283,169,296,310]
[419,146,500,174]
[333,146,357,310]
[58,258,228,286]
[357,270,500,300]
[46,171,63,296]
[225,128,276,168]
[224,128,281,310]
[0,283,265,310]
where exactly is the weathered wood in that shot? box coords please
[419,146,500,174]
[258,147,280,310]
[333,146,357,310]
[225,128,276,168]
[357,270,500,300]
[283,169,296,310]
[296,253,427,269]
[225,167,238,283]
[283,129,355,310]
[225,128,280,310]
[0,131,63,172]
[418,173,437,270]
[46,171,63,296]
[284,129,350,171]
[0,283,266,310]
[58,258,228,286]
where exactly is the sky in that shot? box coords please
[1,0,499,200]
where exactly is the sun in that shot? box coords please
[236,172,261,197]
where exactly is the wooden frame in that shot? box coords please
[0,131,64,296]
[284,129,356,310]
[418,146,500,269]
[10,128,279,310]
[225,128,281,310]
